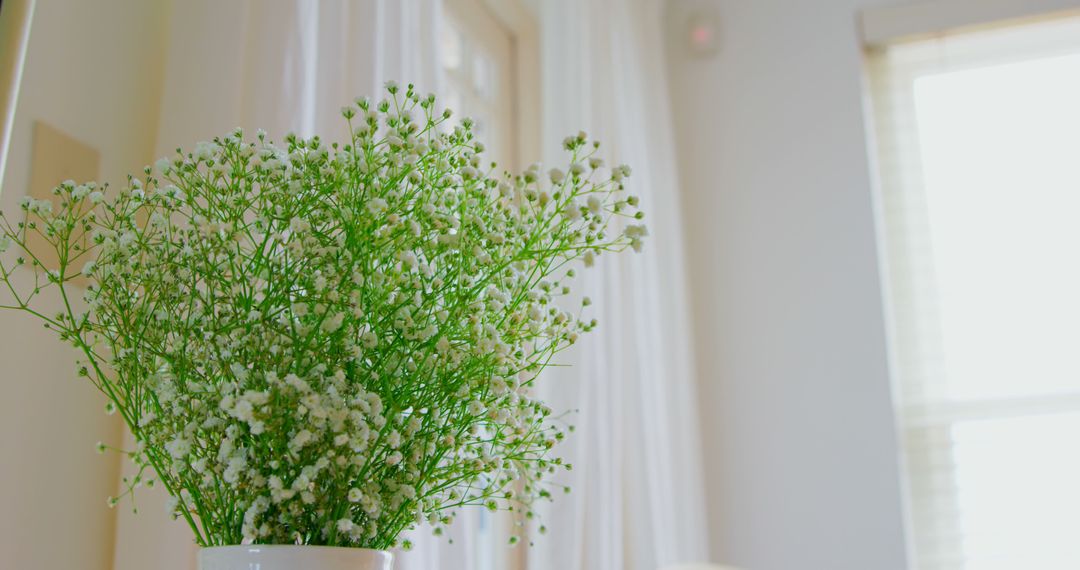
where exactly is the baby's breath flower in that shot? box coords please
[587,196,602,215]
[0,84,645,551]
[322,313,345,333]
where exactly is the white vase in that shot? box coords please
[198,545,394,570]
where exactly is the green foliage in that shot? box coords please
[0,83,645,549]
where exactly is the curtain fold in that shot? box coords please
[529,0,710,568]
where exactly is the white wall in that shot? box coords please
[665,1,911,568]
[0,1,170,569]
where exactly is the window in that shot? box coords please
[868,15,1080,570]
[439,2,537,569]
[442,0,521,172]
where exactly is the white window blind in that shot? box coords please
[868,14,1080,570]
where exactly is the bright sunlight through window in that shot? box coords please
[869,15,1080,570]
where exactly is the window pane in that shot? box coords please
[953,412,1080,569]
[443,84,464,120]
[442,19,464,71]
[912,53,1080,402]
[473,52,497,100]
[471,116,488,142]
[871,15,1080,570]
[476,509,496,570]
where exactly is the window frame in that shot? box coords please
[0,0,35,191]
[442,0,540,174]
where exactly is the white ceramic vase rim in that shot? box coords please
[198,544,394,570]
[200,544,390,552]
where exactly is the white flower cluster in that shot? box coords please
[0,83,645,549]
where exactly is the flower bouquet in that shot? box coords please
[0,83,645,568]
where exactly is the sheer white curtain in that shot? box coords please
[528,0,710,569]
[111,2,442,569]
[151,0,440,148]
